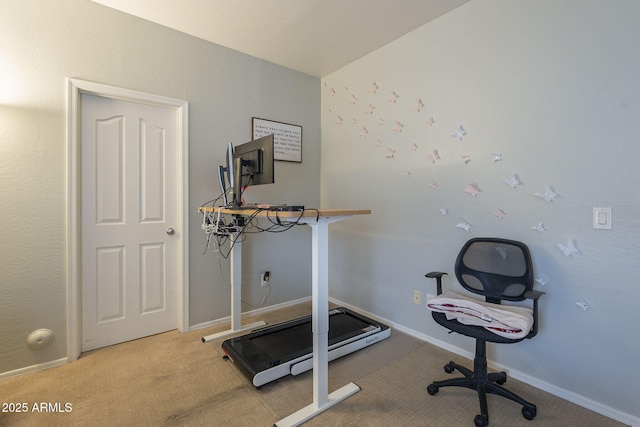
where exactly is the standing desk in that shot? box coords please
[198,207,371,426]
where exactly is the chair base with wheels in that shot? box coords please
[426,339,537,427]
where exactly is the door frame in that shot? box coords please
[66,78,189,362]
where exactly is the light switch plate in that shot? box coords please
[593,207,612,229]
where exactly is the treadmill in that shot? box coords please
[221,307,391,387]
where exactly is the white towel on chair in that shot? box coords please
[427,291,534,339]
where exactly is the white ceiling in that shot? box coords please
[91,0,470,78]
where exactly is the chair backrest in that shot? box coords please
[455,238,534,304]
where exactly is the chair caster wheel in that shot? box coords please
[474,414,488,427]
[444,363,455,374]
[522,406,537,420]
[427,384,439,395]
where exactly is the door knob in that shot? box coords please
[166,228,175,236]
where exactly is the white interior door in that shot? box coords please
[81,94,179,351]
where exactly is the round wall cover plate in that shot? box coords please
[27,329,54,350]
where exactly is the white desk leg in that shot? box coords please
[312,221,329,406]
[201,233,266,343]
[275,221,360,427]
[230,234,242,331]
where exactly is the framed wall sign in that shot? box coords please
[252,117,302,162]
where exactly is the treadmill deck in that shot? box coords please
[221,307,390,387]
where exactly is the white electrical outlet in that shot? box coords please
[413,290,421,305]
[261,271,271,287]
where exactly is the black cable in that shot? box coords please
[204,207,309,259]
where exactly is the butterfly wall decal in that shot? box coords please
[557,239,579,257]
[464,182,481,197]
[365,104,375,115]
[411,98,425,112]
[534,186,559,203]
[451,124,468,141]
[576,300,589,311]
[503,174,522,189]
[532,223,545,233]
[431,149,441,163]
[456,219,471,232]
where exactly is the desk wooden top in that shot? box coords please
[198,206,371,219]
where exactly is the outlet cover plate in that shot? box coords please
[413,290,421,305]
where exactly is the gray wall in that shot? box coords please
[322,0,640,423]
[0,0,319,374]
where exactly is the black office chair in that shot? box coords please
[425,238,544,427]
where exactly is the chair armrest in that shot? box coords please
[524,289,545,338]
[524,289,545,300]
[425,271,447,279]
[425,271,448,295]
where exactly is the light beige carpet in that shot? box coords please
[0,326,272,427]
[301,342,625,427]
[0,302,627,426]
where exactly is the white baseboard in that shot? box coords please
[329,297,639,427]
[188,296,312,332]
[0,358,68,381]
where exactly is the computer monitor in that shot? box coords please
[220,134,275,208]
[217,142,235,206]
